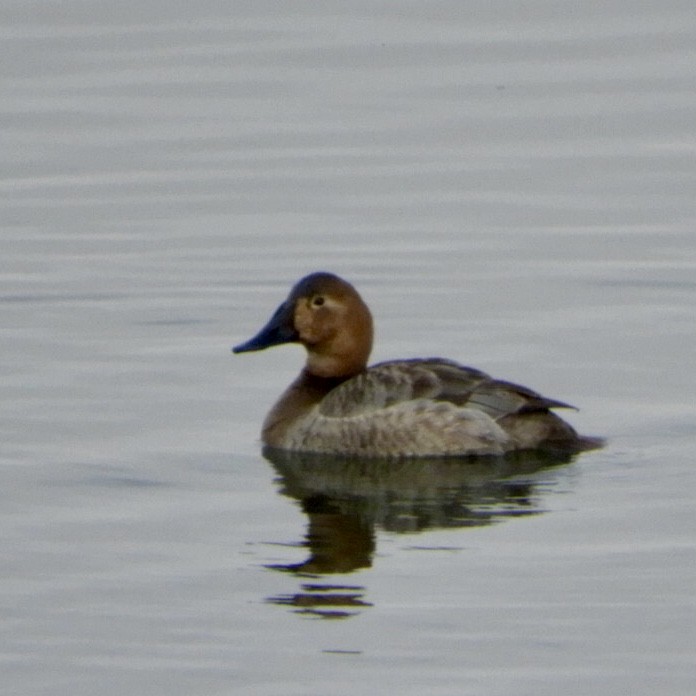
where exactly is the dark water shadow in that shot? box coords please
[262,447,578,618]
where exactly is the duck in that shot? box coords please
[233,272,599,457]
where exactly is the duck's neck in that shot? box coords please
[305,348,369,379]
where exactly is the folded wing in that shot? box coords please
[319,358,575,420]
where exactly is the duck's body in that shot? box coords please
[233,273,597,458]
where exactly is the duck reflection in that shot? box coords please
[263,447,577,618]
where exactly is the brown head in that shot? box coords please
[233,272,374,378]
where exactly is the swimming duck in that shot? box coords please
[233,272,597,457]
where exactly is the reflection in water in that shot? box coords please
[266,583,373,620]
[263,447,577,618]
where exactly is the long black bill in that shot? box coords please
[232,301,298,353]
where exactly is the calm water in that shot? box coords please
[2,2,696,694]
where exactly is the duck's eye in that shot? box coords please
[312,296,325,307]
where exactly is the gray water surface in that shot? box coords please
[2,2,696,694]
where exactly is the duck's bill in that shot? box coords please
[232,302,298,353]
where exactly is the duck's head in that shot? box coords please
[233,272,374,378]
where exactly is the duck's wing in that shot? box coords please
[319,358,575,420]
[292,359,583,456]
